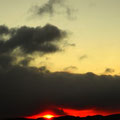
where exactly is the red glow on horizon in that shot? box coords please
[63,108,120,117]
[63,108,97,117]
[26,111,57,119]
[25,108,120,119]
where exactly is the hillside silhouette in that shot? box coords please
[5,114,120,120]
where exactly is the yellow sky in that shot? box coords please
[0,0,120,74]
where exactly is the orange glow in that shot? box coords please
[43,114,54,119]
[25,111,56,119]
[63,108,97,117]
[25,108,120,119]
[63,108,120,117]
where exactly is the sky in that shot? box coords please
[0,0,120,119]
[1,0,120,74]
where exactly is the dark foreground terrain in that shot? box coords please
[5,114,120,120]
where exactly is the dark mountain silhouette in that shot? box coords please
[4,114,120,120]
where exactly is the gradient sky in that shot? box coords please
[0,0,120,74]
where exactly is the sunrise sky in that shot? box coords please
[0,0,120,119]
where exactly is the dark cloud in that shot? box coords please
[39,66,50,73]
[0,24,66,55]
[79,55,88,60]
[0,65,120,119]
[0,54,14,68]
[104,68,115,74]
[0,24,66,70]
[19,57,33,66]
[64,66,78,72]
[33,0,73,18]
[63,42,76,47]
[0,25,9,35]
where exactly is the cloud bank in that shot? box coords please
[0,24,120,119]
[0,67,120,119]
